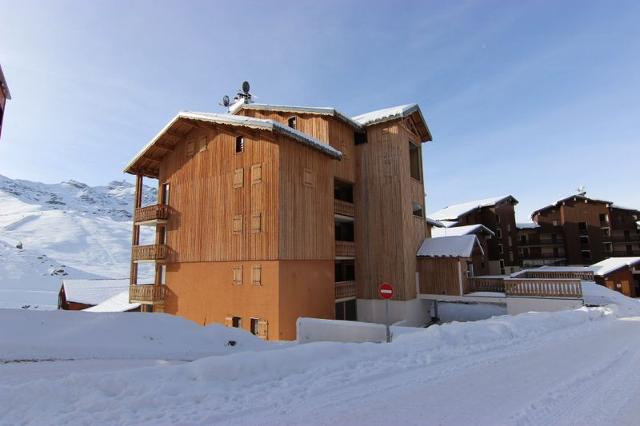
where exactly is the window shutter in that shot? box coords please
[232,266,242,286]
[224,316,233,327]
[233,215,243,233]
[198,137,208,152]
[257,319,268,339]
[185,140,195,157]
[233,168,244,188]
[251,164,262,184]
[252,265,262,286]
[251,213,262,233]
[303,168,314,187]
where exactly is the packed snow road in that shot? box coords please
[1,308,640,425]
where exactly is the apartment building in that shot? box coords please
[124,92,433,340]
[429,196,520,274]
[0,64,11,140]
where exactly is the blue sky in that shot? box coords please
[1,0,639,221]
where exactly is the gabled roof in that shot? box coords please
[429,195,518,221]
[83,291,140,312]
[230,102,362,130]
[125,112,342,177]
[611,204,640,214]
[61,279,129,306]
[353,103,432,142]
[531,194,613,219]
[0,64,10,100]
[417,235,483,258]
[431,224,495,238]
[590,257,640,277]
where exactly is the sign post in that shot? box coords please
[378,282,394,343]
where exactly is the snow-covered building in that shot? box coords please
[0,64,10,141]
[58,279,136,311]
[124,87,435,339]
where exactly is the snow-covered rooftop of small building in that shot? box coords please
[429,195,518,221]
[517,222,540,229]
[590,257,640,276]
[431,224,495,238]
[417,235,482,258]
[83,291,140,312]
[62,279,130,306]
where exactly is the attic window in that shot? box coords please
[235,136,244,153]
[412,202,424,218]
[288,116,297,129]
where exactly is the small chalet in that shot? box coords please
[58,279,138,311]
[591,257,640,298]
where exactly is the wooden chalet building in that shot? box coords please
[0,64,11,141]
[124,93,433,340]
[429,196,520,275]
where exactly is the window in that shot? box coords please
[624,230,631,242]
[408,142,421,180]
[161,183,170,205]
[552,233,558,243]
[233,168,244,188]
[251,213,262,233]
[579,235,589,245]
[523,248,530,257]
[250,318,259,335]
[334,179,354,203]
[599,213,608,224]
[627,244,633,255]
[288,116,297,129]
[335,221,355,242]
[233,215,243,233]
[232,316,242,328]
[354,132,367,145]
[335,260,355,282]
[553,220,558,226]
[160,265,167,285]
[496,215,501,225]
[412,202,424,218]
[578,222,587,234]
[251,164,262,184]
[159,226,167,244]
[233,266,242,285]
[496,229,502,239]
[235,136,244,153]
[303,168,315,187]
[508,251,514,262]
[252,265,262,286]
[250,318,268,339]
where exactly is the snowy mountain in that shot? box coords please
[0,175,155,309]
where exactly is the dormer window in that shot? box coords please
[235,136,244,153]
[288,116,297,129]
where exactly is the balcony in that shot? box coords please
[334,199,355,217]
[335,280,356,300]
[129,284,166,304]
[132,244,168,262]
[335,241,356,258]
[134,204,170,225]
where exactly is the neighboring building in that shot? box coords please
[429,196,520,275]
[58,279,135,311]
[591,257,640,298]
[531,195,640,265]
[0,64,11,141]
[517,222,566,268]
[430,224,494,276]
[124,96,433,340]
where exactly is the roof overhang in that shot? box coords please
[231,103,363,131]
[353,104,432,142]
[0,65,11,100]
[124,112,342,178]
[531,194,613,220]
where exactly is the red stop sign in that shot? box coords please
[379,282,394,299]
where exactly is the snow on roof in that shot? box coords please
[517,222,540,229]
[231,103,362,129]
[611,204,640,213]
[431,224,495,238]
[426,217,444,227]
[125,112,342,175]
[417,235,482,258]
[83,291,140,312]
[429,195,518,221]
[0,64,10,99]
[352,104,417,126]
[590,257,640,277]
[531,194,613,218]
[61,279,129,306]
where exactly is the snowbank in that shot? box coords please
[582,281,640,313]
[0,309,268,362]
[297,317,388,343]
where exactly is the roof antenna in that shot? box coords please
[219,95,231,112]
[234,81,253,104]
[576,185,586,196]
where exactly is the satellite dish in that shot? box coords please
[242,81,250,94]
[222,95,230,107]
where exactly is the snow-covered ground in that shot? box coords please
[2,301,640,425]
[0,175,155,309]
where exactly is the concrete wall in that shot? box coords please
[506,297,583,315]
[357,297,431,327]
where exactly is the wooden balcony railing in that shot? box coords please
[465,277,505,294]
[335,280,356,300]
[134,204,170,224]
[129,284,166,304]
[132,244,168,262]
[335,240,356,258]
[334,199,355,217]
[517,270,594,281]
[505,279,582,298]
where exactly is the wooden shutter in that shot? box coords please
[233,168,244,188]
[198,137,208,152]
[252,265,262,286]
[224,316,233,327]
[257,319,268,339]
[233,215,243,233]
[232,266,242,286]
[251,213,262,233]
[185,140,195,157]
[251,164,262,184]
[303,168,314,187]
